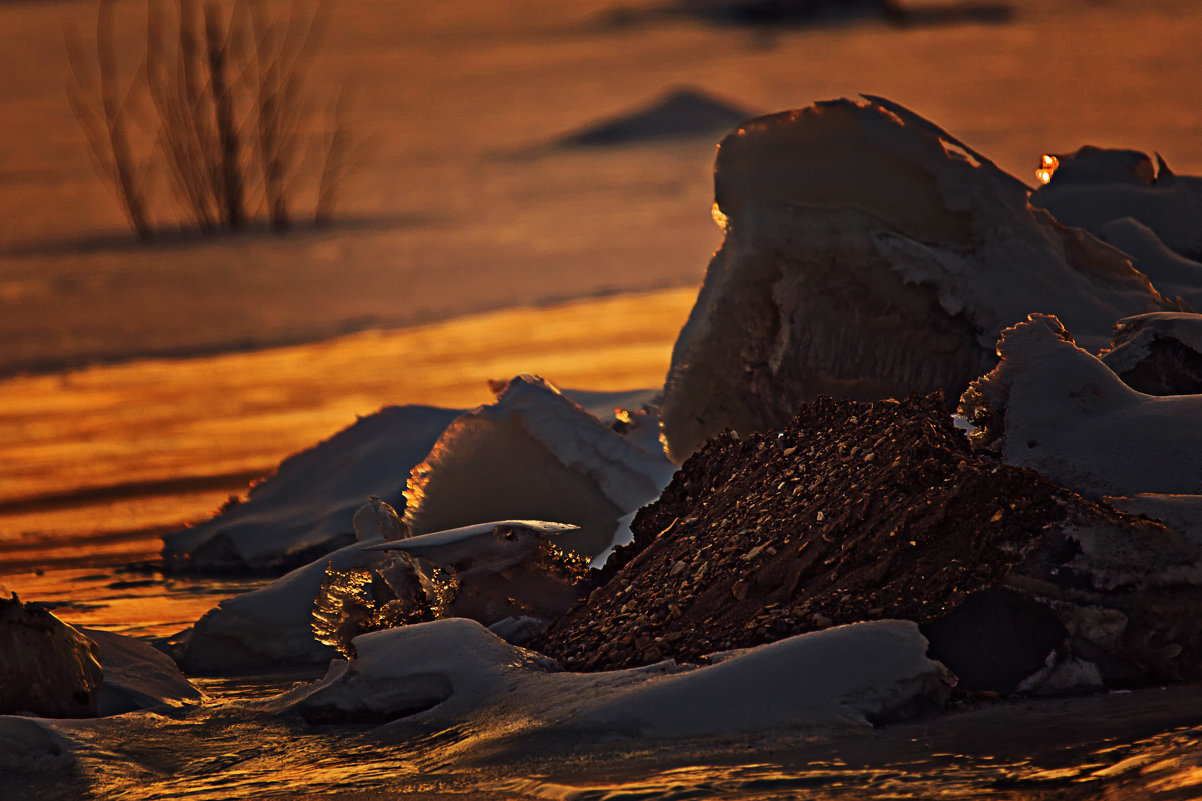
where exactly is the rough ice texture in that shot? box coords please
[1100,312,1202,394]
[658,96,1175,462]
[177,519,590,672]
[535,393,1202,691]
[175,540,379,672]
[278,617,951,738]
[316,519,591,655]
[961,314,1202,499]
[0,596,102,718]
[80,628,204,716]
[403,376,674,557]
[1032,146,1202,260]
[162,405,461,573]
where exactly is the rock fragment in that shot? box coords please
[0,594,102,718]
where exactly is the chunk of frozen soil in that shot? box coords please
[533,393,1202,691]
[658,96,1175,462]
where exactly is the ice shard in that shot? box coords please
[403,376,674,557]
[659,96,1176,462]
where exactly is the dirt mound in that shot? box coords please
[531,394,1202,686]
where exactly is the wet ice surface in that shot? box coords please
[9,675,1202,800]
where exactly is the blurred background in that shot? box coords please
[1,0,1200,593]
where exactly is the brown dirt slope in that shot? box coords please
[531,394,1156,672]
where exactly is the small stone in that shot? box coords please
[731,580,750,601]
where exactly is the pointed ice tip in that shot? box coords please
[352,497,405,544]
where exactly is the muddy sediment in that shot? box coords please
[531,394,1202,683]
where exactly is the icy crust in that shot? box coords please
[659,96,1175,462]
[403,376,674,557]
[81,628,204,716]
[175,518,590,672]
[0,716,74,772]
[316,519,591,655]
[175,540,379,672]
[1095,219,1202,307]
[960,314,1202,499]
[1109,495,1202,547]
[1099,312,1202,394]
[1032,146,1202,260]
[162,405,461,573]
[277,618,951,737]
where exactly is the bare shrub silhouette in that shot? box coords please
[67,0,359,238]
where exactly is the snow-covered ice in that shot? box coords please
[404,375,675,557]
[162,405,461,572]
[278,617,951,739]
[81,628,204,716]
[659,96,1175,462]
[961,313,1202,499]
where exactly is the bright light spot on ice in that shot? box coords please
[1036,154,1059,184]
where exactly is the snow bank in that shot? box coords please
[659,96,1176,462]
[1032,146,1202,259]
[961,314,1202,499]
[279,618,950,739]
[175,540,379,672]
[1100,312,1202,394]
[82,628,204,716]
[404,376,674,557]
[0,716,73,772]
[162,405,461,572]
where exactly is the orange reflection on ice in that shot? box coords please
[1036,153,1059,184]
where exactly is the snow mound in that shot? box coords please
[162,405,461,573]
[403,376,674,557]
[175,539,380,672]
[1032,146,1202,259]
[279,618,951,738]
[556,87,753,147]
[659,95,1175,462]
[1100,312,1202,394]
[960,313,1202,499]
[0,716,73,772]
[82,628,205,716]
